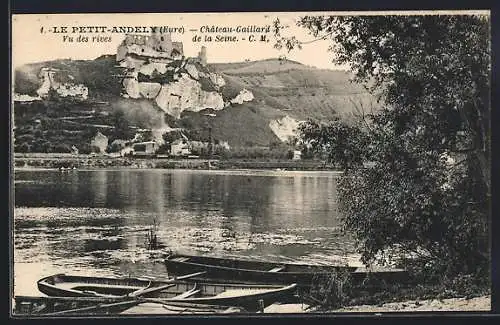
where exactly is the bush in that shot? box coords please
[307,270,353,309]
[79,144,91,154]
[106,142,123,153]
[52,143,72,153]
[14,160,26,167]
[16,143,31,153]
[155,161,176,169]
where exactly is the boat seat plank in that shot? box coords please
[268,267,285,272]
[172,257,190,262]
[172,289,200,299]
[214,289,268,298]
[58,282,144,290]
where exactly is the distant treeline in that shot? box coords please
[14,156,333,171]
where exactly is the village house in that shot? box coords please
[292,150,302,160]
[189,140,209,153]
[219,141,231,151]
[170,139,191,157]
[132,141,158,157]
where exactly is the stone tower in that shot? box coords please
[150,30,173,53]
[198,46,207,66]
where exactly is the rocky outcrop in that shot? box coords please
[122,78,141,98]
[139,61,171,76]
[13,93,41,102]
[139,82,162,99]
[230,88,254,104]
[115,31,227,119]
[269,115,303,143]
[36,68,89,100]
[118,55,225,119]
[154,74,224,118]
[90,132,108,153]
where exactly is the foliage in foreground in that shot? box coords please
[283,15,490,280]
[308,271,490,310]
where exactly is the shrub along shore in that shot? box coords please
[13,154,337,171]
[304,267,490,312]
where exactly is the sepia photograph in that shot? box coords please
[10,10,491,316]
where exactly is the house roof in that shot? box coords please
[133,141,157,145]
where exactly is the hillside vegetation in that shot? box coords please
[14,56,376,150]
[211,59,377,121]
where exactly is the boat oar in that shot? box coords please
[140,298,243,313]
[44,300,140,316]
[140,271,207,283]
[128,283,176,298]
[173,271,206,280]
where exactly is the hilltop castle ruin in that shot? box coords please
[115,30,228,120]
[116,30,207,66]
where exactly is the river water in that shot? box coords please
[13,169,361,296]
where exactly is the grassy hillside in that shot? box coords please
[177,103,284,147]
[211,60,377,121]
[13,56,377,150]
[210,58,310,74]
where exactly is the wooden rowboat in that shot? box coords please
[14,295,143,316]
[37,273,297,312]
[164,254,358,286]
[164,254,410,288]
[13,296,245,316]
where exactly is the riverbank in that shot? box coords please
[264,295,491,313]
[120,295,491,314]
[328,294,491,313]
[13,153,336,171]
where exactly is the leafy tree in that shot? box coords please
[110,110,134,141]
[299,118,368,171]
[141,130,154,142]
[162,130,183,144]
[52,143,72,153]
[276,15,490,278]
[79,143,92,154]
[106,142,122,153]
[16,143,31,153]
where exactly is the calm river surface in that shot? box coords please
[13,169,360,296]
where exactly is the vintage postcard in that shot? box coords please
[11,11,491,316]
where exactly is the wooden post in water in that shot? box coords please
[258,299,264,313]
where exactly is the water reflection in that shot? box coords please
[83,238,128,252]
[14,169,356,295]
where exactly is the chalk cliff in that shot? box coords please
[36,67,89,100]
[116,32,234,119]
[118,59,228,119]
[269,115,303,143]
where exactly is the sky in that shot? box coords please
[12,12,343,70]
[12,11,488,70]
